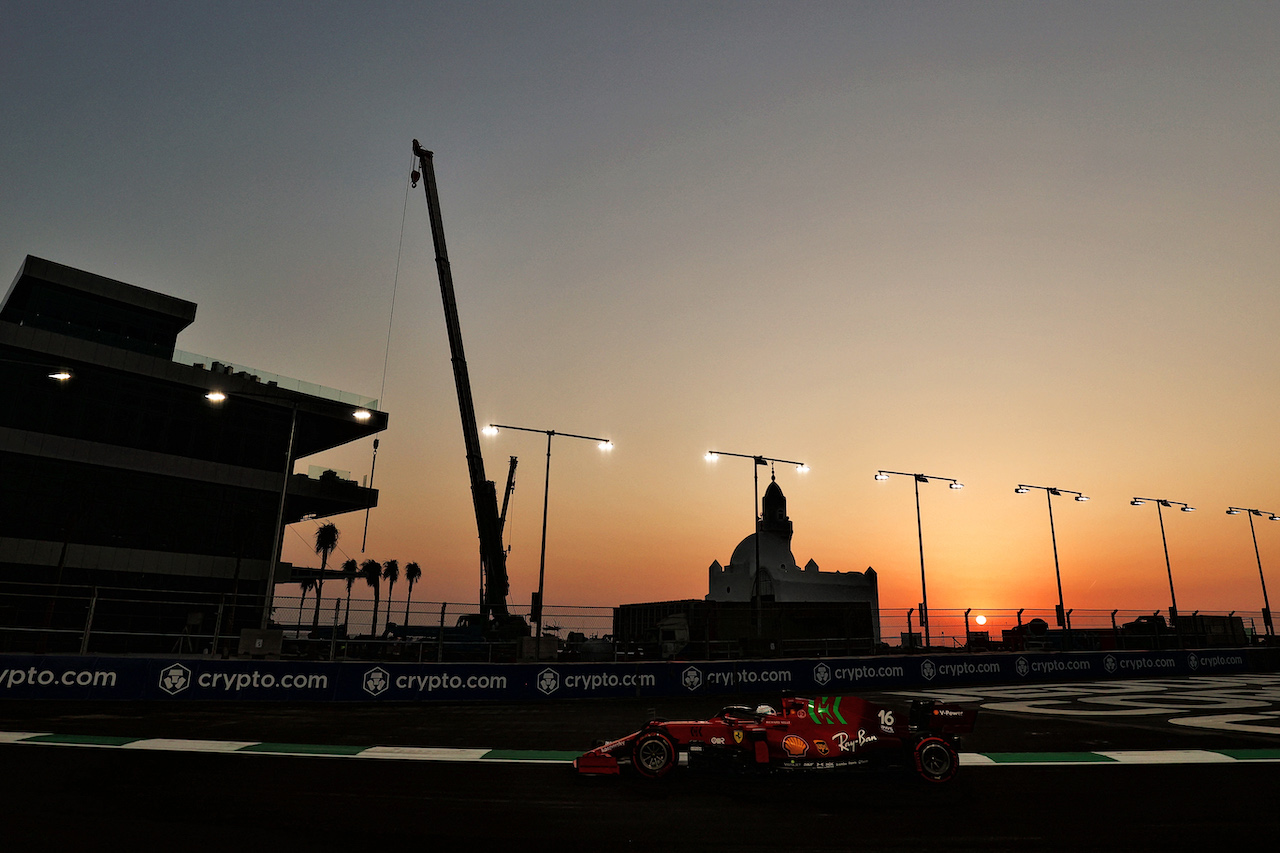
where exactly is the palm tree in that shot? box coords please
[312,523,340,631]
[298,577,316,630]
[403,561,422,627]
[382,559,400,633]
[359,559,382,638]
[340,558,358,633]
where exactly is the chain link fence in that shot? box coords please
[0,581,1271,660]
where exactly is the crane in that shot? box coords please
[411,141,528,639]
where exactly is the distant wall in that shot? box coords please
[1,647,1274,702]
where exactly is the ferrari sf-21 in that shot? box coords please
[575,694,977,783]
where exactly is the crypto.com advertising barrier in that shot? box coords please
[0,649,1258,701]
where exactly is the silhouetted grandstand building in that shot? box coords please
[0,256,387,651]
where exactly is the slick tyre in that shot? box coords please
[632,732,678,779]
[913,737,958,783]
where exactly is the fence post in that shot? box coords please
[330,600,339,661]
[211,594,226,657]
[437,602,447,662]
[79,587,98,655]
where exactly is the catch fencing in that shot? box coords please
[0,581,1270,661]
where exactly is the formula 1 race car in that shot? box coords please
[575,695,976,783]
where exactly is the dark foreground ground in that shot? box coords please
[1,675,1277,851]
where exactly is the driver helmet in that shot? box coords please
[755,704,777,716]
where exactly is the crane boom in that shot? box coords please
[411,140,512,621]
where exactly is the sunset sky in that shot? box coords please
[4,2,1279,623]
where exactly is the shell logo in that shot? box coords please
[782,735,809,758]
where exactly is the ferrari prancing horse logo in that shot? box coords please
[733,730,743,744]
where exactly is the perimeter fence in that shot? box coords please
[0,580,1272,662]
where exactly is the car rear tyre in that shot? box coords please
[632,732,678,779]
[913,737,958,783]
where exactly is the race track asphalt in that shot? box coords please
[0,675,1277,851]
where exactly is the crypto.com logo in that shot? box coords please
[682,666,703,691]
[363,667,390,696]
[537,668,560,695]
[813,662,832,686]
[159,663,191,695]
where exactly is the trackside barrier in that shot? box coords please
[0,648,1271,701]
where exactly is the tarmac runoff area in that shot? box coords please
[1,674,1278,761]
[4,675,1280,850]
[1,732,1278,767]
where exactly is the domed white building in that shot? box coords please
[707,476,880,619]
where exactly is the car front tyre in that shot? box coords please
[632,731,678,779]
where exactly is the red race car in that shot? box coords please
[575,694,976,783]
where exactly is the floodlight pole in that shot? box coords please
[486,424,612,639]
[1133,497,1194,646]
[1228,507,1277,636]
[1016,485,1088,630]
[876,470,963,649]
[705,450,808,636]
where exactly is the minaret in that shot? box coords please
[757,473,794,543]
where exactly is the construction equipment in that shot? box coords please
[411,141,528,640]
[499,455,518,535]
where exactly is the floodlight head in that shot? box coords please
[704,452,719,462]
[874,472,889,481]
[1181,506,1195,512]
[482,425,499,436]
[1075,495,1089,502]
[353,409,371,421]
[48,370,72,382]
[1269,515,1279,522]
[1226,508,1241,515]
[1130,499,1145,506]
[598,441,613,451]
[795,464,809,473]
[949,482,963,490]
[205,391,227,403]
[1015,486,1030,494]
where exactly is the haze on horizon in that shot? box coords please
[3,2,1278,621]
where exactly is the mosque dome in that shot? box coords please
[729,531,798,575]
